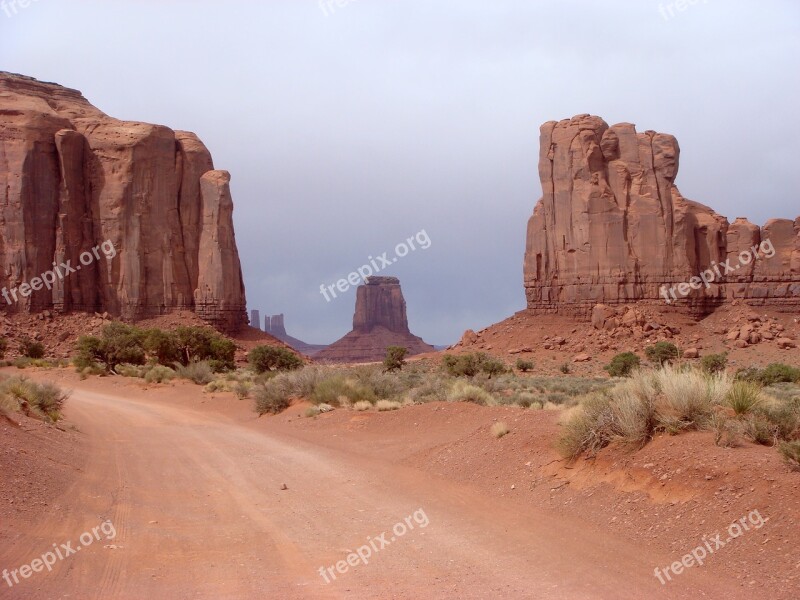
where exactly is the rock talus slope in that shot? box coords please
[523,115,800,316]
[316,277,434,363]
[0,72,247,331]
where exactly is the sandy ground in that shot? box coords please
[0,369,798,599]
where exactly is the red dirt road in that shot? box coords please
[0,383,767,599]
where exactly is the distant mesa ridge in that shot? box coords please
[524,114,800,316]
[248,311,326,356]
[316,276,434,363]
[0,72,248,331]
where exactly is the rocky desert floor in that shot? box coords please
[1,368,798,599]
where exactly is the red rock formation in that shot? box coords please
[316,277,433,363]
[524,115,799,316]
[262,313,327,356]
[0,73,247,331]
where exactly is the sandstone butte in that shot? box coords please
[523,114,800,317]
[316,276,434,363]
[0,72,247,331]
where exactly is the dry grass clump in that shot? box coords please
[376,400,402,412]
[446,380,495,406]
[491,422,510,438]
[559,365,800,462]
[0,376,70,422]
[353,401,373,411]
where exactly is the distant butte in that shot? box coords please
[315,276,434,363]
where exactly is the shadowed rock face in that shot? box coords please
[524,115,800,316]
[316,277,433,363]
[0,72,247,331]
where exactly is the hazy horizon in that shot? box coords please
[2,0,798,345]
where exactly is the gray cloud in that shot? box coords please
[2,0,797,344]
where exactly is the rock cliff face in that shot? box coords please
[0,73,247,331]
[316,277,434,363]
[524,115,800,316]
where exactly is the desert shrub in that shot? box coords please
[20,338,46,359]
[557,394,617,460]
[176,361,215,385]
[558,368,737,460]
[755,400,800,441]
[115,363,143,378]
[403,374,450,404]
[353,401,373,411]
[546,392,570,406]
[779,440,800,471]
[515,359,533,373]
[754,364,800,386]
[560,363,571,375]
[743,414,776,445]
[442,353,491,378]
[0,337,8,359]
[75,323,146,372]
[736,364,800,386]
[701,353,728,374]
[0,377,69,422]
[233,381,252,399]
[726,381,762,416]
[645,342,680,366]
[143,329,182,366]
[144,365,176,384]
[253,379,292,415]
[491,422,510,438]
[248,345,303,374]
[376,400,402,411]
[482,357,507,379]
[311,376,376,407]
[174,326,236,371]
[604,352,641,378]
[507,391,541,408]
[446,380,494,406]
[353,367,407,400]
[383,346,408,372]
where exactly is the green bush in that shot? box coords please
[144,365,176,384]
[248,345,303,374]
[515,359,534,373]
[143,329,182,365]
[383,346,408,373]
[726,381,762,416]
[174,326,236,371]
[604,352,640,378]
[75,323,146,372]
[645,342,680,366]
[20,338,46,359]
[442,353,484,377]
[700,353,728,374]
[482,357,507,379]
[442,353,506,378]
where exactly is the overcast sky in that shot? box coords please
[2,1,798,345]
